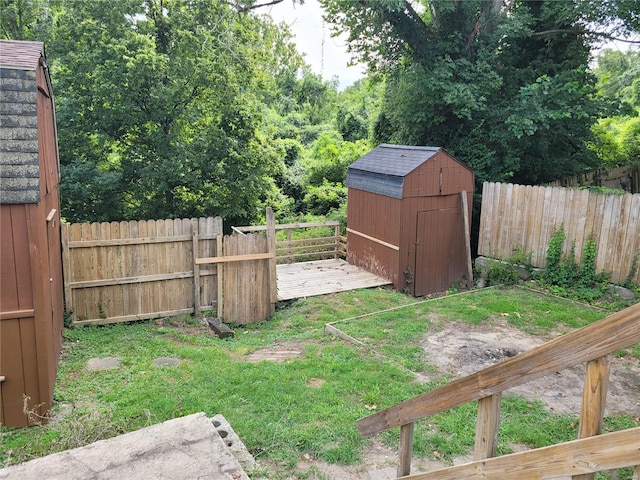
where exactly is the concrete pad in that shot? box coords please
[87,357,121,371]
[0,413,249,480]
[152,357,181,367]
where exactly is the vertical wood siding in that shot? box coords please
[63,217,223,326]
[222,233,271,325]
[478,182,640,284]
[346,188,402,285]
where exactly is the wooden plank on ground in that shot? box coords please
[276,259,391,301]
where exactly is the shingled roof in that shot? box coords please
[346,144,444,199]
[0,40,44,204]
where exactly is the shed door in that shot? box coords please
[414,208,464,296]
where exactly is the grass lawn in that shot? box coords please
[1,286,638,479]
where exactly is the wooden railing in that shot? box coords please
[233,220,346,264]
[356,303,640,479]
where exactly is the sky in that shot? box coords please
[265,0,365,90]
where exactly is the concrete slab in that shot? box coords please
[0,413,249,480]
[87,357,121,370]
[152,357,181,367]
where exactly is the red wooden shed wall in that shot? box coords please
[346,150,474,295]
[0,53,63,428]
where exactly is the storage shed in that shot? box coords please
[346,144,474,296]
[0,40,64,427]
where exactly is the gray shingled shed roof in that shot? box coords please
[346,144,442,199]
[0,40,44,204]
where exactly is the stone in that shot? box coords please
[612,285,636,301]
[86,357,120,371]
[152,357,181,367]
[0,413,249,480]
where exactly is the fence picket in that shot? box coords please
[479,183,640,284]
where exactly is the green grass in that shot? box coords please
[1,287,637,479]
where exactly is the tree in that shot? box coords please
[590,48,640,167]
[19,0,302,224]
[0,0,51,40]
[321,0,638,185]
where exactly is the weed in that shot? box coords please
[540,229,615,304]
[543,226,566,286]
[486,261,520,286]
[624,251,639,292]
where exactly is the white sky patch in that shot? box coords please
[265,0,365,90]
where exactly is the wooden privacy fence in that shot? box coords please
[195,209,277,325]
[62,217,223,326]
[478,182,640,284]
[61,211,344,326]
[356,303,640,479]
[548,164,640,194]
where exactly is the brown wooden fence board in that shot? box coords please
[479,182,640,284]
[221,233,272,325]
[63,217,223,325]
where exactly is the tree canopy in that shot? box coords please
[2,0,637,225]
[321,0,639,185]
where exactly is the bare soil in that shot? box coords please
[253,319,640,479]
[421,319,640,416]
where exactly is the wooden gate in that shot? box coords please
[195,209,277,325]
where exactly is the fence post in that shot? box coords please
[460,190,473,289]
[61,222,73,317]
[334,223,340,259]
[192,221,201,317]
[474,392,501,460]
[266,208,277,315]
[398,422,414,477]
[216,233,223,320]
[573,354,611,480]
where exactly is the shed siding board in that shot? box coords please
[0,40,63,427]
[347,188,401,285]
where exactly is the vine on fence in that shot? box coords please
[541,226,612,301]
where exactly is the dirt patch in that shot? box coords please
[306,378,325,388]
[421,319,640,416]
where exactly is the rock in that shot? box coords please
[86,357,120,371]
[612,285,636,301]
[152,357,181,367]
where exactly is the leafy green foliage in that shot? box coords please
[541,227,612,303]
[321,0,632,186]
[543,227,566,286]
[486,262,520,286]
[590,49,640,168]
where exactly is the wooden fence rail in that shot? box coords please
[548,164,640,194]
[478,182,640,284]
[233,220,345,263]
[356,303,640,479]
